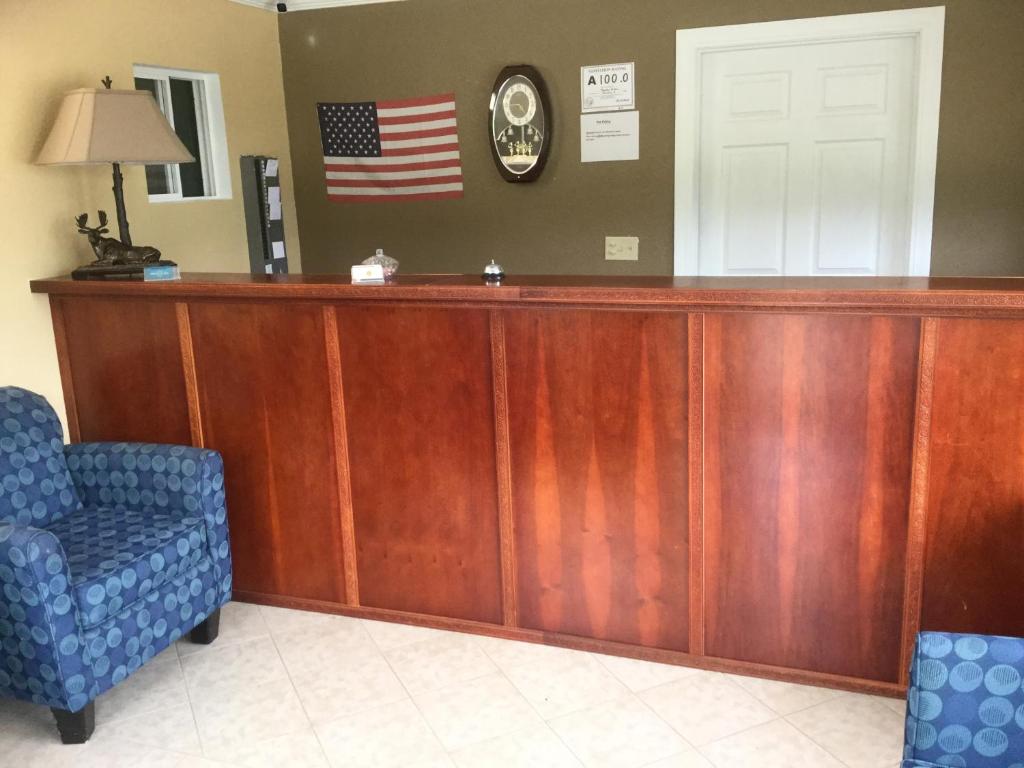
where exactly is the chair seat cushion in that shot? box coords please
[45,506,208,629]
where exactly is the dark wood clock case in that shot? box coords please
[488,64,552,183]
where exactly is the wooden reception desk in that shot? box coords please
[30,273,1024,696]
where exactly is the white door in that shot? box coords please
[675,9,945,277]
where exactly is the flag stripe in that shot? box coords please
[377,93,455,109]
[327,174,463,189]
[327,182,464,196]
[324,151,461,167]
[380,134,458,150]
[328,190,464,203]
[325,158,461,174]
[376,101,456,118]
[377,111,457,127]
[380,142,461,157]
[327,166,462,180]
[380,125,458,142]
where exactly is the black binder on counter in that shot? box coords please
[240,155,288,275]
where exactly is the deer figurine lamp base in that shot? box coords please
[72,209,176,281]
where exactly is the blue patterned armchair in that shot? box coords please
[904,631,1024,767]
[0,387,232,743]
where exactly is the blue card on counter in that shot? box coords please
[143,265,180,281]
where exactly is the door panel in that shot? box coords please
[703,312,919,681]
[812,139,885,272]
[722,145,788,274]
[921,319,1024,638]
[505,310,690,651]
[189,302,347,603]
[60,297,191,445]
[819,64,888,114]
[334,306,503,624]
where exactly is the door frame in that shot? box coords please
[674,7,945,277]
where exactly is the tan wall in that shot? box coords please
[0,0,299,426]
[279,0,1024,278]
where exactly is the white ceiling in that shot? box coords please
[229,0,406,10]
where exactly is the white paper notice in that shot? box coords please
[581,62,635,112]
[269,201,282,221]
[268,186,281,204]
[265,158,279,177]
[581,111,639,163]
[272,241,286,260]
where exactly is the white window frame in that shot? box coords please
[674,7,945,276]
[133,64,232,203]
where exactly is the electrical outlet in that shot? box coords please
[605,236,639,261]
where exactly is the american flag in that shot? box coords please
[317,94,463,202]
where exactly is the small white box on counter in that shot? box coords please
[351,264,385,284]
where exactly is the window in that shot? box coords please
[133,65,232,202]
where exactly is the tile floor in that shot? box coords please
[0,601,908,768]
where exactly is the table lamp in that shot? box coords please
[36,77,194,279]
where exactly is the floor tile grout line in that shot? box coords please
[182,609,313,762]
[93,652,185,727]
[263,612,348,768]
[693,715,852,768]
[392,625,589,763]
[631,688,702,753]
[176,630,275,671]
[278,617,469,734]
[367,618,461,761]
[588,647,705,692]
[175,630,270,659]
[485,661,588,765]
[472,632,633,722]
[278,616,854,768]
[174,639,213,758]
[174,612,273,660]
[635,672,794,755]
[470,629,777,765]
[370,618,584,760]
[378,629,503,697]
[590,649,843,761]
[724,673,851,719]
[782,711,871,768]
[469,633,607,766]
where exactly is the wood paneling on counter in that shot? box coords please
[922,318,1024,638]
[188,302,347,603]
[55,297,191,444]
[703,313,920,682]
[505,310,690,650]
[334,306,503,624]
[34,275,1024,696]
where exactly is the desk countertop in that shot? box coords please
[29,272,1024,313]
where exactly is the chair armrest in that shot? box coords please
[0,524,94,710]
[64,442,233,599]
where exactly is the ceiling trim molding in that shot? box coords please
[229,0,406,11]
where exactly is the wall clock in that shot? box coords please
[488,65,551,183]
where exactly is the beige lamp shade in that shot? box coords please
[36,88,194,165]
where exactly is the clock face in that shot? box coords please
[502,83,536,126]
[489,68,549,181]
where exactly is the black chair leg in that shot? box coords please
[189,607,222,644]
[52,701,95,744]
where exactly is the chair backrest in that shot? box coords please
[904,631,1024,767]
[0,387,81,527]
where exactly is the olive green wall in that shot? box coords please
[279,0,1024,276]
